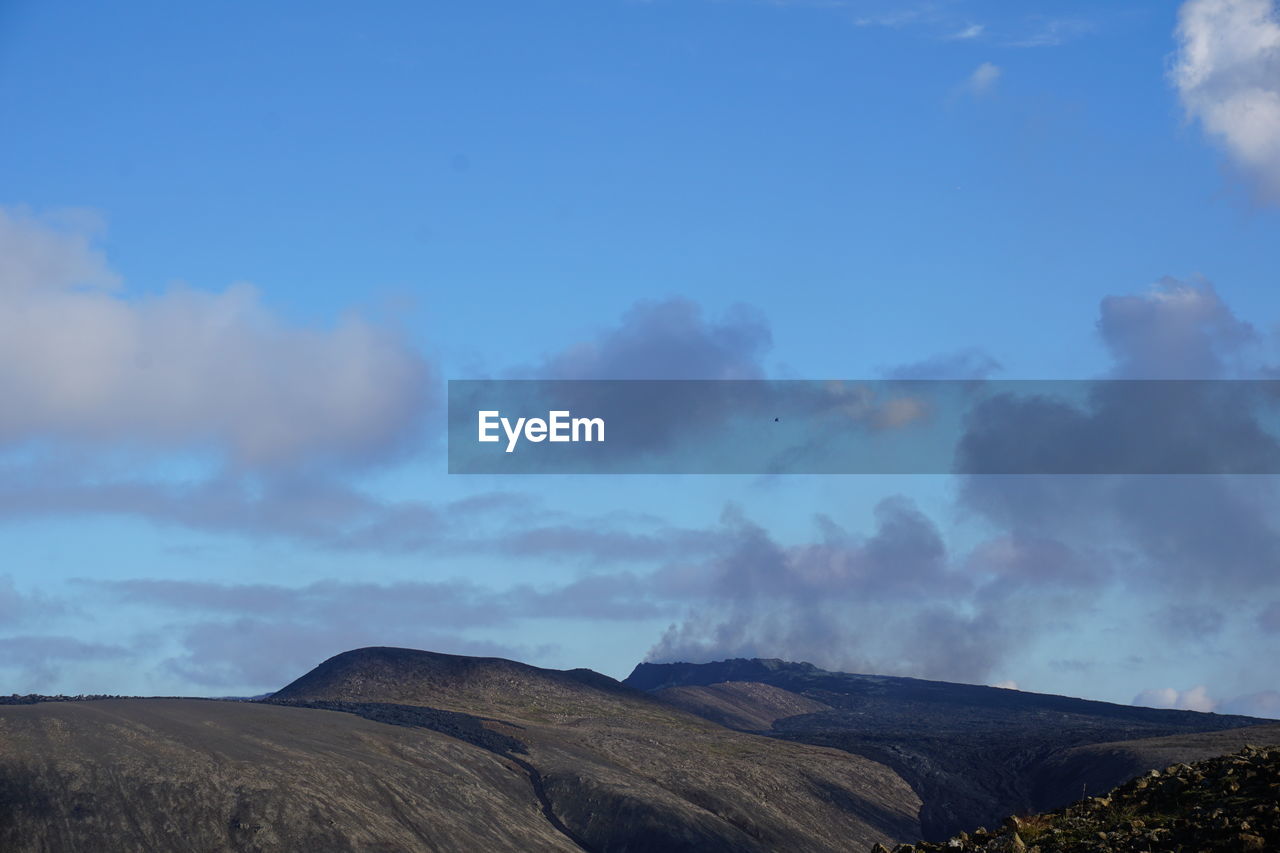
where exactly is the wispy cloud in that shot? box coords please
[0,635,131,689]
[964,61,1002,95]
[947,23,985,40]
[78,574,663,687]
[827,2,1095,47]
[0,463,724,562]
[1007,17,1096,48]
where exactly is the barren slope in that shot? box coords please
[0,698,579,852]
[654,681,832,730]
[274,647,922,852]
[624,658,1267,840]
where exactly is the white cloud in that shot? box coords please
[1132,684,1218,712]
[0,206,119,294]
[991,679,1019,690]
[0,208,433,470]
[1138,685,1280,718]
[965,62,1002,95]
[949,24,985,40]
[1173,0,1280,200]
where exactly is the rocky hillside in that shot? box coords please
[272,647,922,852]
[1028,723,1280,812]
[878,744,1280,852]
[0,648,924,852]
[626,659,1268,840]
[654,681,832,731]
[0,698,582,852]
[0,649,1267,852]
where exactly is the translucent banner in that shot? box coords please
[447,380,1280,474]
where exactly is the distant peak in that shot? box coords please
[623,658,828,691]
[273,646,637,712]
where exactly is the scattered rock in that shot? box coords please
[875,745,1280,852]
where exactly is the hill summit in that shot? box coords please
[273,646,629,717]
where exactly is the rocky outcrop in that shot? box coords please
[877,744,1280,853]
[1027,723,1280,812]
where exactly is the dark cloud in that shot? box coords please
[964,533,1103,590]
[956,381,1280,476]
[961,475,1280,597]
[537,298,771,380]
[84,492,1038,688]
[645,498,1018,682]
[883,347,1001,381]
[645,278,1280,684]
[469,298,779,466]
[895,605,1013,685]
[952,278,1280,670]
[1098,278,1256,380]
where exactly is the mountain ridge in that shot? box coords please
[624,657,1269,840]
[0,648,1272,851]
[271,646,922,851]
[626,657,1265,727]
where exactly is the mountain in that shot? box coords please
[0,649,1270,851]
[624,658,1268,840]
[271,647,921,852]
[0,648,922,852]
[651,681,832,731]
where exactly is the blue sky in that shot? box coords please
[1,0,1279,715]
